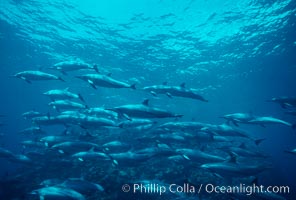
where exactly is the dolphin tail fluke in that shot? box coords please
[130,84,136,90]
[58,77,65,82]
[254,138,266,146]
[78,94,85,103]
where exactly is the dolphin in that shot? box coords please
[85,107,118,119]
[30,186,85,200]
[49,100,88,111]
[157,121,210,132]
[201,124,251,138]
[40,135,75,147]
[284,148,296,155]
[44,88,85,102]
[102,141,132,152]
[248,116,295,129]
[78,116,116,129]
[21,110,44,120]
[18,126,46,135]
[201,154,271,177]
[51,141,100,154]
[267,96,296,108]
[72,150,111,162]
[56,178,104,194]
[118,118,157,128]
[20,140,44,148]
[12,70,64,83]
[143,82,208,102]
[51,60,98,75]
[76,73,136,90]
[220,112,255,126]
[176,148,226,163]
[218,144,268,158]
[107,99,183,119]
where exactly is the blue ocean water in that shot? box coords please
[0,0,296,199]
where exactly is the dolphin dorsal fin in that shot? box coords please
[89,147,95,152]
[180,82,186,88]
[142,99,149,106]
[227,152,237,163]
[162,82,167,85]
[251,177,258,185]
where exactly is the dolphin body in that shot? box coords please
[249,116,295,129]
[284,148,296,155]
[30,186,85,200]
[143,83,208,102]
[221,113,256,126]
[51,60,98,75]
[51,141,100,154]
[201,123,251,138]
[201,155,271,178]
[22,110,44,120]
[176,148,226,163]
[44,88,85,102]
[13,70,64,83]
[40,178,104,194]
[108,99,183,119]
[268,96,296,108]
[157,121,210,132]
[72,150,111,162]
[102,141,132,152]
[76,74,136,90]
[49,100,88,111]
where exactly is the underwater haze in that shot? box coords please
[1,0,296,199]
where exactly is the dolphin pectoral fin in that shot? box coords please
[254,138,266,146]
[87,79,97,89]
[40,195,45,200]
[78,94,85,102]
[58,77,65,82]
[61,71,68,75]
[21,77,31,84]
[182,154,190,160]
[166,92,173,98]
[150,91,157,97]
[213,173,224,179]
[78,158,84,162]
[232,121,239,127]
